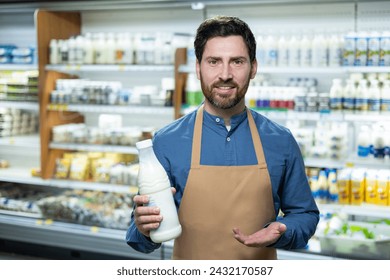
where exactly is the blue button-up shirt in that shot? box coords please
[126,107,319,254]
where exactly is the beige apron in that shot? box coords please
[173,106,277,260]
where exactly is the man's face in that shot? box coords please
[196,35,257,110]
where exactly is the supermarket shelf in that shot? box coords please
[0,134,39,149]
[0,166,138,194]
[318,203,390,219]
[304,156,390,169]
[45,64,174,74]
[50,142,138,154]
[178,64,390,74]
[0,64,37,71]
[0,213,167,260]
[47,103,174,115]
[0,101,39,111]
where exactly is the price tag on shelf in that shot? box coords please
[35,219,43,225]
[44,219,53,225]
[118,65,126,71]
[90,226,99,233]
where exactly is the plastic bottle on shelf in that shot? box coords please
[60,39,69,64]
[83,33,94,64]
[74,35,84,64]
[67,36,76,64]
[368,79,381,112]
[328,33,343,67]
[355,79,369,111]
[300,31,312,67]
[367,30,381,66]
[105,33,116,64]
[263,31,278,67]
[288,33,301,67]
[357,125,371,157]
[342,79,356,111]
[327,169,339,203]
[94,33,107,64]
[355,31,368,66]
[379,30,390,66]
[381,79,390,111]
[317,169,329,204]
[49,39,59,64]
[277,32,289,67]
[312,33,328,67]
[329,78,343,111]
[136,139,182,243]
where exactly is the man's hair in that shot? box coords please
[194,15,257,63]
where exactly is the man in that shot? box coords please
[126,15,319,259]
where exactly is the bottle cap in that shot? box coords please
[136,139,153,150]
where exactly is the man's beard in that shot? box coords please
[200,75,251,110]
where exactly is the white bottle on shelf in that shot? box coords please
[368,79,381,112]
[83,33,94,64]
[312,33,328,67]
[381,79,390,111]
[357,125,371,157]
[277,33,289,67]
[136,139,182,243]
[105,32,116,64]
[264,31,278,67]
[355,79,369,111]
[343,79,356,111]
[300,32,312,67]
[288,33,300,67]
[329,78,343,111]
[94,33,107,64]
[328,33,343,67]
[49,39,59,64]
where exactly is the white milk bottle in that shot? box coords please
[329,78,343,111]
[277,33,289,67]
[49,39,59,64]
[343,79,356,111]
[312,33,328,67]
[288,34,301,67]
[368,79,381,112]
[328,33,343,67]
[381,80,390,111]
[136,139,182,243]
[355,79,369,111]
[83,33,94,64]
[264,32,277,67]
[300,32,312,67]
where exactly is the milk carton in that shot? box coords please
[350,168,366,205]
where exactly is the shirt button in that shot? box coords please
[227,137,231,142]
[215,118,220,123]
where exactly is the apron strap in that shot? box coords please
[191,105,267,168]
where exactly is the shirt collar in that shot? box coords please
[203,108,248,132]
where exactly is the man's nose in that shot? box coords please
[219,63,233,81]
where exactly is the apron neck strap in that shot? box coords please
[191,105,267,168]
